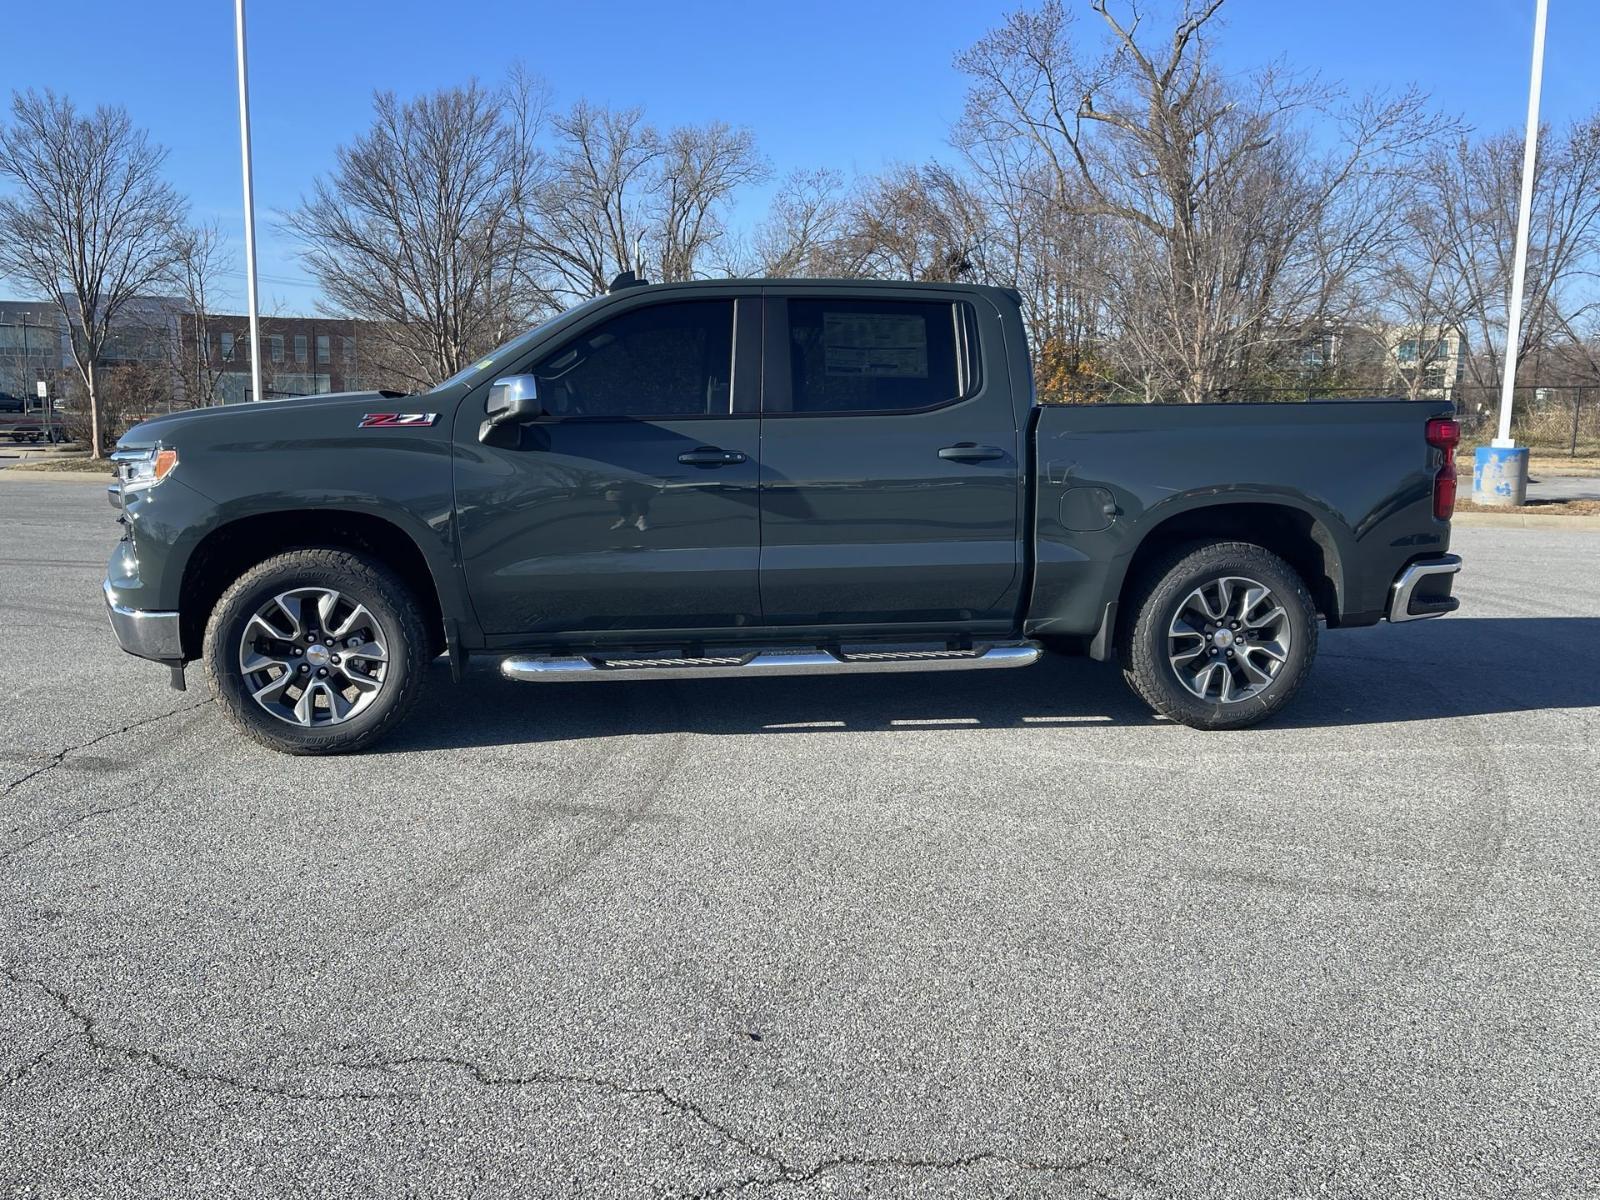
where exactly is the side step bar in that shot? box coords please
[501,642,1042,683]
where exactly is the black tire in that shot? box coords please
[203,548,430,755]
[1117,541,1318,730]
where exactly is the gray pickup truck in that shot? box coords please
[104,278,1462,754]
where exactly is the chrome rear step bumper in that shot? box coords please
[501,642,1042,682]
[1388,554,1462,622]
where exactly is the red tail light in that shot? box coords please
[1434,471,1457,520]
[1426,418,1461,449]
[1426,417,1460,520]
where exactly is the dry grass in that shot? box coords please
[1456,497,1600,516]
[1456,452,1600,478]
[7,457,114,474]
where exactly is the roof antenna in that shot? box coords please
[608,269,649,293]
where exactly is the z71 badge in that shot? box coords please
[358,412,439,428]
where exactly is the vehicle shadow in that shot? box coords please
[380,617,1600,753]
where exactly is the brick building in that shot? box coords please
[177,313,372,403]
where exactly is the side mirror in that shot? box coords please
[479,375,543,445]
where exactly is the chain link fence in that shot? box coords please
[1452,385,1600,455]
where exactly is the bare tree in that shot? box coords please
[1370,194,1470,400]
[165,221,234,408]
[749,168,850,276]
[283,73,546,392]
[526,103,764,300]
[952,110,1113,398]
[652,122,767,281]
[956,1,1448,402]
[524,101,659,302]
[832,164,987,281]
[1429,116,1600,410]
[0,89,182,454]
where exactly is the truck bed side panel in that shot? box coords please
[1027,401,1454,636]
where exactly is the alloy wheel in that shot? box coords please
[238,587,390,726]
[1166,575,1292,704]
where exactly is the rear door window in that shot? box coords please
[785,298,968,414]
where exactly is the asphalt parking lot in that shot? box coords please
[2,478,1597,1199]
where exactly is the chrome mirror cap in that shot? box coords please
[486,374,540,417]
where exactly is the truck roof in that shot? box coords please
[608,276,1023,305]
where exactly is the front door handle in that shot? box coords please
[678,447,748,466]
[938,443,1006,462]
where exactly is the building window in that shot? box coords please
[294,334,308,364]
[221,331,235,359]
[270,334,284,363]
[316,334,330,364]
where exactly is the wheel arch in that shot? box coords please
[179,509,447,661]
[1116,499,1347,627]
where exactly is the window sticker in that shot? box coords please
[821,313,928,378]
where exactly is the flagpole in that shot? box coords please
[1494,0,1548,449]
[235,0,264,405]
[1475,0,1547,506]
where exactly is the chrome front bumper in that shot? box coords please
[103,580,182,662]
[1388,554,1462,623]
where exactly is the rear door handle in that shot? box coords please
[938,443,1006,462]
[678,447,748,466]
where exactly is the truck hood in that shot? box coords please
[117,391,414,448]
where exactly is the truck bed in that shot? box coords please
[1026,399,1455,638]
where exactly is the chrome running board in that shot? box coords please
[501,642,1042,682]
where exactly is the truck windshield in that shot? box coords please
[426,296,608,393]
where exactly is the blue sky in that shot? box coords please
[4,0,1594,313]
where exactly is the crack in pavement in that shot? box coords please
[677,1147,1128,1198]
[0,968,394,1102]
[333,1054,1129,1197]
[2,1031,77,1087]
[0,974,1133,1195]
[1,699,212,799]
[334,1051,792,1176]
[1,792,165,863]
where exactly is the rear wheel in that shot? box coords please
[1118,541,1318,730]
[203,548,429,754]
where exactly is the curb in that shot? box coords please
[1453,510,1600,530]
[0,469,112,483]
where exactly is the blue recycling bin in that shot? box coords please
[1472,445,1529,507]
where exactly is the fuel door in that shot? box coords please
[1060,486,1117,533]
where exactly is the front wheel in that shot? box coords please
[203,548,430,755]
[1118,541,1318,730]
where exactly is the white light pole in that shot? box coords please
[234,0,264,405]
[1475,0,1547,506]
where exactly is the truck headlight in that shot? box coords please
[111,444,179,492]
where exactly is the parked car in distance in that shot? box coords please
[103,277,1462,754]
[0,407,63,443]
